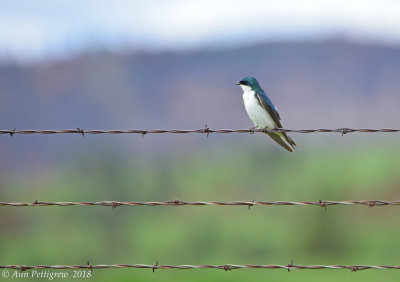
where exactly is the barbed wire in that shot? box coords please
[0,200,398,208]
[1,263,400,272]
[1,127,400,137]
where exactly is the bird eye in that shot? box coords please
[241,81,248,85]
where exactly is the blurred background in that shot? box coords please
[1,1,400,281]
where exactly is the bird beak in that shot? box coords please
[235,83,240,85]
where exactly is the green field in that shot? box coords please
[1,143,400,281]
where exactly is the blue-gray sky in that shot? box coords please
[1,0,400,62]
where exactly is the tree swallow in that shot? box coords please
[237,76,296,152]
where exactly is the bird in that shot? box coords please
[237,76,296,152]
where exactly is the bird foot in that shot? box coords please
[264,127,278,133]
[262,127,270,133]
[249,127,256,134]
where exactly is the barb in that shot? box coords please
[1,128,400,136]
[1,263,399,271]
[0,200,399,207]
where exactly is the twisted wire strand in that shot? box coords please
[1,263,399,271]
[0,200,398,208]
[1,128,400,136]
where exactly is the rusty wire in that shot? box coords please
[0,200,398,208]
[1,263,400,272]
[1,128,400,136]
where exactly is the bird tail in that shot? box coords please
[265,132,296,152]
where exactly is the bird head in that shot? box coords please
[236,76,261,91]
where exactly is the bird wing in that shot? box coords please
[255,89,282,128]
[256,89,297,148]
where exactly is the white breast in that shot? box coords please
[242,87,276,129]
